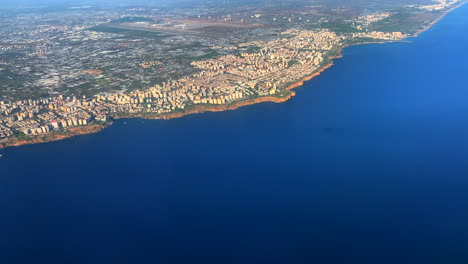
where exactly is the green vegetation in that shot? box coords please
[0,52,25,60]
[14,131,33,141]
[111,17,152,23]
[288,59,299,67]
[94,120,108,126]
[192,51,220,61]
[0,69,24,88]
[164,42,203,52]
[344,37,382,45]
[245,88,259,98]
[320,21,361,33]
[88,25,162,39]
[245,46,262,54]
[370,10,442,34]
[88,25,129,34]
[271,90,293,99]
[94,79,110,87]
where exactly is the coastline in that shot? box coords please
[0,53,341,150]
[412,1,466,38]
[0,124,110,149]
[144,53,342,121]
[0,3,464,150]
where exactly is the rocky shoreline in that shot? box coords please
[0,124,109,149]
[0,3,463,150]
[146,56,342,120]
[0,54,341,150]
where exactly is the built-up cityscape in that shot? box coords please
[0,0,461,147]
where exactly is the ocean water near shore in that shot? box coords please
[1,4,468,264]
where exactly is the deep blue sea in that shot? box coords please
[1,5,468,264]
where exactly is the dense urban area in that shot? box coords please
[0,0,463,147]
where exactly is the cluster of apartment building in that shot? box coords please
[92,29,343,115]
[355,13,392,28]
[419,0,461,11]
[352,31,406,40]
[0,28,407,141]
[0,124,13,138]
[0,96,96,137]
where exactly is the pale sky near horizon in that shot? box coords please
[0,0,195,7]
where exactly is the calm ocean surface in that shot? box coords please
[1,5,468,264]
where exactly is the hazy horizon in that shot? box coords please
[0,0,438,10]
[0,0,203,9]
